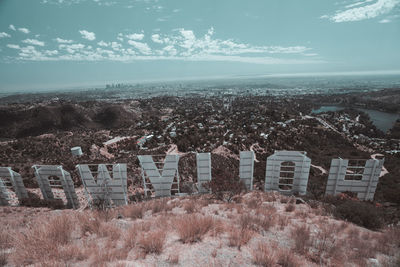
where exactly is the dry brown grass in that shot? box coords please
[245,198,260,209]
[89,244,129,266]
[285,203,296,212]
[311,224,340,263]
[254,214,276,232]
[77,211,102,236]
[210,219,226,237]
[347,231,376,261]
[376,226,400,255]
[277,249,300,267]
[291,224,311,254]
[175,214,214,243]
[123,204,144,219]
[147,198,173,214]
[137,230,166,257]
[280,196,290,204]
[98,222,121,241]
[278,215,289,230]
[183,200,197,213]
[57,243,88,262]
[124,224,138,251]
[262,192,277,202]
[0,227,12,266]
[10,214,75,265]
[167,251,180,264]
[238,214,257,231]
[251,242,276,266]
[227,227,253,250]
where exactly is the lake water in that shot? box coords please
[311,106,400,133]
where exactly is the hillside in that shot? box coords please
[1,191,399,267]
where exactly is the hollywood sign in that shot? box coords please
[0,150,384,208]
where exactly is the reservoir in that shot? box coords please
[311,106,400,133]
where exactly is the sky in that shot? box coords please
[0,0,399,92]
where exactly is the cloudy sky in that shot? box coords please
[0,0,399,91]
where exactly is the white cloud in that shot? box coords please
[55,38,73,43]
[9,25,16,31]
[44,50,59,56]
[79,30,96,40]
[126,33,144,40]
[379,18,391,22]
[322,0,400,22]
[162,45,177,56]
[22,39,45,46]
[5,27,318,65]
[98,40,109,47]
[345,0,374,9]
[117,33,124,42]
[128,40,152,55]
[59,43,85,54]
[41,0,117,6]
[7,44,20,49]
[151,34,163,44]
[111,42,122,50]
[0,32,11,38]
[18,27,30,34]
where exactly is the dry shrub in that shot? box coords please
[98,222,121,241]
[147,198,172,214]
[254,214,276,232]
[291,225,311,254]
[252,242,276,266]
[338,221,349,232]
[294,210,308,219]
[124,222,153,251]
[285,203,296,212]
[10,214,75,265]
[90,245,129,266]
[47,214,75,244]
[277,249,299,267]
[246,198,259,209]
[183,201,197,213]
[167,252,180,264]
[210,219,226,237]
[278,215,289,230]
[238,214,257,231]
[347,231,376,261]
[257,204,277,217]
[228,227,253,250]
[77,212,102,236]
[312,224,339,260]
[123,204,144,219]
[137,230,166,257]
[377,226,400,253]
[176,214,214,243]
[58,243,88,262]
[263,192,277,202]
[197,198,211,208]
[280,196,289,204]
[347,227,360,240]
[124,224,138,250]
[0,227,12,266]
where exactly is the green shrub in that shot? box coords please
[334,200,382,230]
